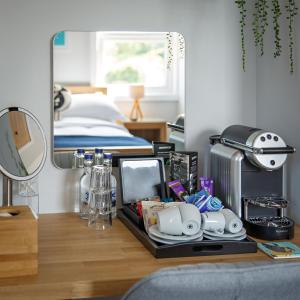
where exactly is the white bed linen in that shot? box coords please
[54,117,133,137]
[61,93,126,122]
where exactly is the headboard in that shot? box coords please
[65,86,107,95]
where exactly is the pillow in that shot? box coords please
[61,93,126,122]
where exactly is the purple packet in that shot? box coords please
[199,176,214,196]
[168,179,189,202]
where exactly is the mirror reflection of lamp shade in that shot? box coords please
[0,109,46,179]
[130,85,144,100]
[129,85,145,121]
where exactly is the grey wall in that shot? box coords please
[0,0,256,213]
[53,31,91,84]
[256,0,300,222]
[185,1,257,165]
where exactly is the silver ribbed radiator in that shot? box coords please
[209,143,244,217]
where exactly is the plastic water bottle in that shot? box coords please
[94,148,104,165]
[72,149,85,169]
[79,153,93,219]
[103,153,117,218]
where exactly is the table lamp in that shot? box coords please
[129,85,144,121]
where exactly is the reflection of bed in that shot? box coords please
[55,136,151,148]
[53,86,152,154]
[54,117,150,148]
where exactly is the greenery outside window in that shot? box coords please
[91,32,179,100]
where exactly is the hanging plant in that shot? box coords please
[236,0,298,74]
[272,0,282,58]
[257,0,269,56]
[235,0,247,71]
[166,32,185,70]
[253,0,261,48]
[166,32,173,70]
[285,0,298,73]
[178,33,185,59]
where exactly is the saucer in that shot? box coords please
[149,233,203,245]
[203,227,246,238]
[203,233,247,241]
[149,225,203,241]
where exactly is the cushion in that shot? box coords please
[122,261,300,300]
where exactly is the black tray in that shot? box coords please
[122,205,144,229]
[118,209,257,258]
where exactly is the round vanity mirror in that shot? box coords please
[0,107,47,181]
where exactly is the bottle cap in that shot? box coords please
[77,149,85,154]
[84,153,93,160]
[95,148,104,154]
[103,153,113,159]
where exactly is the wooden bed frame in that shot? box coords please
[54,85,152,156]
[65,85,108,95]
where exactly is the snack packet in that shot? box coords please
[199,176,214,196]
[187,189,223,213]
[168,179,189,202]
[195,195,223,213]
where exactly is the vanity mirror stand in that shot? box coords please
[0,107,47,209]
[0,106,47,278]
[2,175,13,206]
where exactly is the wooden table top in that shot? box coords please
[0,213,299,299]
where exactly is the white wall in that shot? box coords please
[185,1,257,169]
[115,100,178,123]
[256,0,300,222]
[0,0,256,213]
[53,31,91,84]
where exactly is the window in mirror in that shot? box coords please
[93,32,177,98]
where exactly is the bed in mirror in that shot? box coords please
[52,31,185,169]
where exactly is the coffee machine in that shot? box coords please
[208,125,296,240]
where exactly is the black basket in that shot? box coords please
[118,209,257,259]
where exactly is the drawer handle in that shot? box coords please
[193,245,223,252]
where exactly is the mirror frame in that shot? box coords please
[0,107,47,181]
[51,30,186,169]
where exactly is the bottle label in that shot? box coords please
[112,189,116,207]
[81,190,89,204]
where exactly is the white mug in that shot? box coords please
[221,209,243,234]
[201,211,225,234]
[178,204,201,236]
[157,206,183,235]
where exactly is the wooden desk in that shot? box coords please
[0,213,299,299]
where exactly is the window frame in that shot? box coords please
[90,32,180,101]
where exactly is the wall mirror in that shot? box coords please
[52,31,185,169]
[0,107,47,206]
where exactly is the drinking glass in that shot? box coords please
[18,177,39,197]
[17,177,39,216]
[88,165,112,230]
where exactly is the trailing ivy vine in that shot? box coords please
[236,0,298,74]
[253,1,261,48]
[286,0,298,73]
[166,32,173,70]
[166,32,185,70]
[235,0,247,71]
[255,0,269,56]
[272,0,282,58]
[178,33,185,59]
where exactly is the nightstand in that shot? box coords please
[123,119,167,142]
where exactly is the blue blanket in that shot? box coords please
[54,135,151,148]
